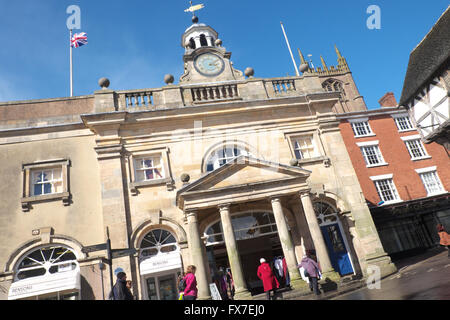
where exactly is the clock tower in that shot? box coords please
[180,16,245,84]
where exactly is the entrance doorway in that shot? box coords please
[204,211,287,296]
[138,228,182,300]
[314,202,355,276]
[144,273,179,300]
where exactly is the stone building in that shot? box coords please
[338,93,450,260]
[0,16,396,300]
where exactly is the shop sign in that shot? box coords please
[140,252,182,275]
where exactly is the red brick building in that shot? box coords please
[337,96,450,259]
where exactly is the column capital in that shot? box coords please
[184,208,198,219]
[218,203,232,211]
[299,189,312,198]
[269,196,283,204]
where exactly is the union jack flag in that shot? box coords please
[71,32,88,48]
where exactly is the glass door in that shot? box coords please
[145,274,178,300]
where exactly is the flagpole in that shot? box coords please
[70,29,73,97]
[280,22,300,77]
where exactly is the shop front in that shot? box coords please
[138,229,183,300]
[8,245,80,300]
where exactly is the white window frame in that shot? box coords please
[285,130,330,166]
[401,135,431,160]
[392,113,415,132]
[349,118,375,138]
[370,174,402,205]
[415,167,447,196]
[21,159,71,212]
[292,135,318,160]
[134,155,165,182]
[356,140,387,167]
[127,147,174,194]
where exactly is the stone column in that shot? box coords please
[300,191,340,281]
[218,204,252,300]
[186,210,211,300]
[270,197,306,290]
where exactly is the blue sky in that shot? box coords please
[0,0,448,109]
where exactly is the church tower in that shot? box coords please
[298,46,368,113]
[179,15,245,84]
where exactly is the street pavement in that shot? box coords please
[332,249,450,300]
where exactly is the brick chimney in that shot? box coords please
[378,92,398,108]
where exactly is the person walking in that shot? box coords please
[257,258,279,300]
[183,265,198,300]
[298,255,322,296]
[109,272,134,300]
[437,224,450,258]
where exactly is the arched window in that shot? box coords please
[205,145,252,172]
[322,79,345,97]
[15,246,78,281]
[199,34,208,47]
[313,201,338,225]
[189,38,196,49]
[204,212,278,245]
[140,229,178,259]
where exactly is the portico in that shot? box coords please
[176,155,340,299]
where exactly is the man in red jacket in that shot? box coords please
[257,258,279,300]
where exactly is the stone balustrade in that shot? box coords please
[271,79,297,95]
[117,90,155,111]
[190,84,239,103]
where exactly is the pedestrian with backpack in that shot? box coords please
[177,272,186,300]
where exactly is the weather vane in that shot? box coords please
[184,1,205,17]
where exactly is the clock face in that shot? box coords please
[194,53,225,77]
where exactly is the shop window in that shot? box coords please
[21,159,71,212]
[15,246,78,281]
[140,229,178,260]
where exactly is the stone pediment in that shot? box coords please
[176,156,311,210]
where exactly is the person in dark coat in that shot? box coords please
[109,272,134,300]
[257,258,279,300]
[298,255,321,296]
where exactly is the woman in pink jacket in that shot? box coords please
[183,265,198,300]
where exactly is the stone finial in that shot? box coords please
[289,159,299,166]
[244,67,254,78]
[215,39,222,47]
[164,74,174,85]
[298,63,309,73]
[98,77,110,89]
[181,173,190,183]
